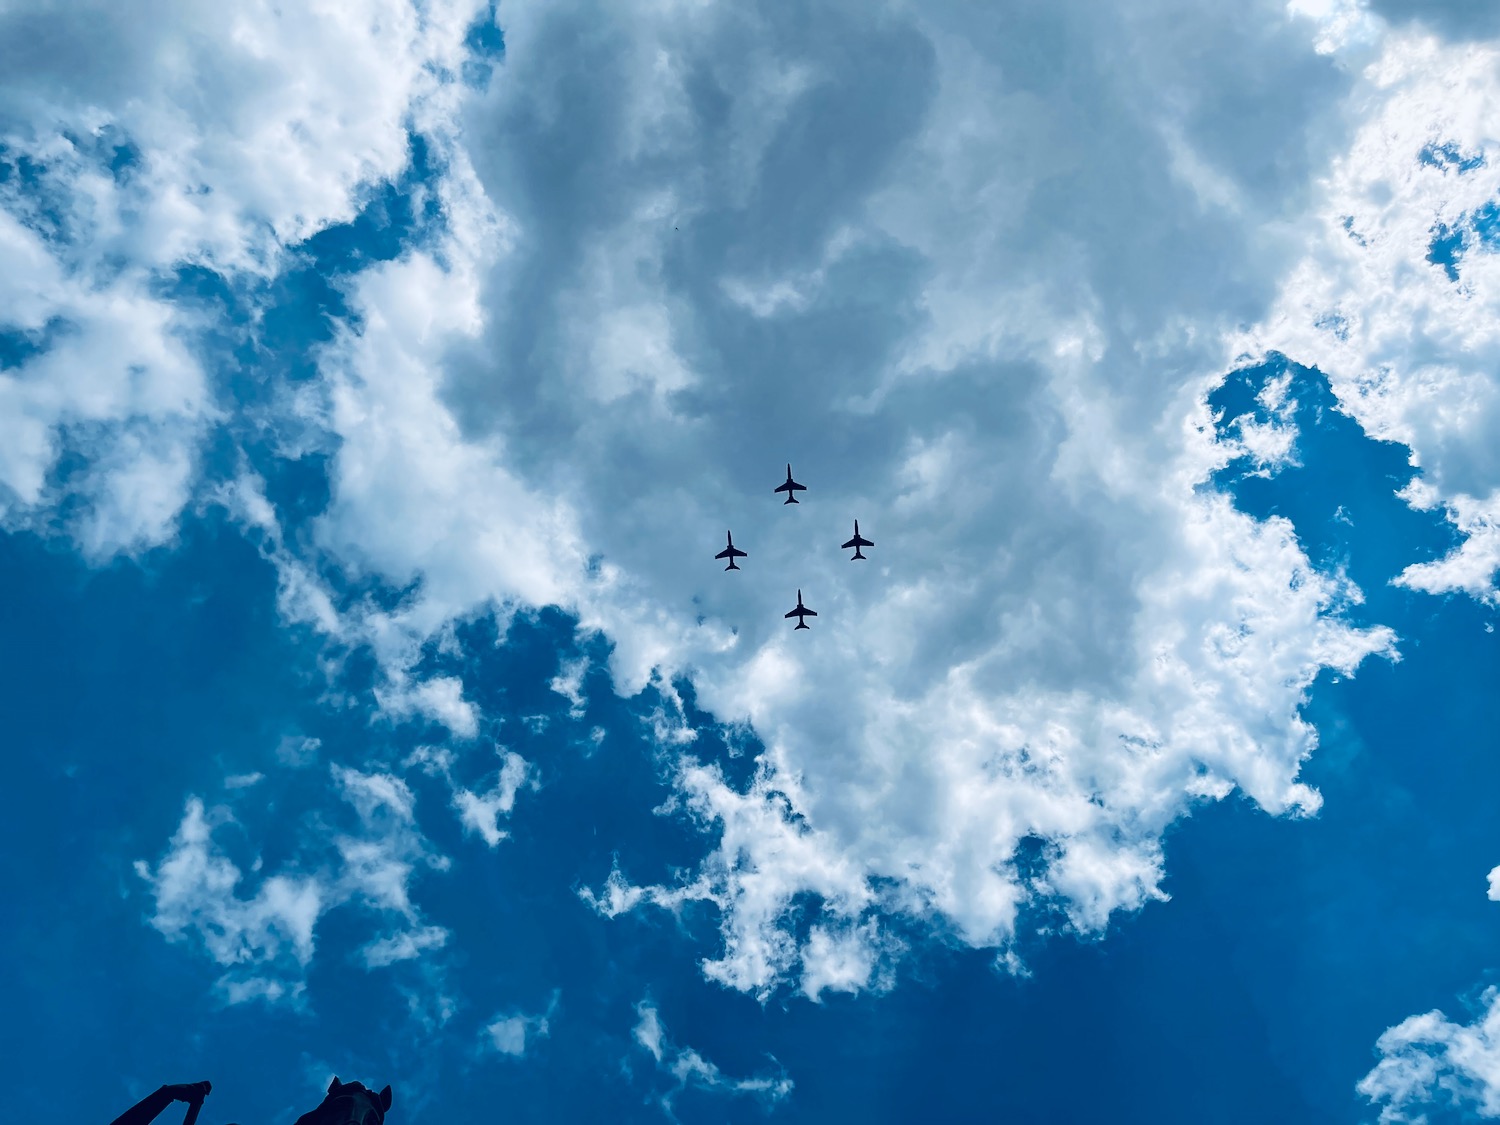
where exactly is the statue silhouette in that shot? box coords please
[108,1076,391,1125]
[293,1077,392,1125]
[109,1082,218,1125]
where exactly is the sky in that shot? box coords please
[2,1,1500,1122]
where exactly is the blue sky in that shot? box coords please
[3,2,1500,1123]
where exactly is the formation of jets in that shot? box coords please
[714,464,876,629]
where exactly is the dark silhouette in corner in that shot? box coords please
[110,1082,218,1125]
[109,1076,391,1125]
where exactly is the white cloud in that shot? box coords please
[1288,0,1385,58]
[375,674,481,741]
[1392,481,1500,605]
[631,1001,792,1118]
[633,1001,665,1063]
[0,192,212,556]
[1361,863,1500,1120]
[1360,988,1500,1122]
[576,861,649,920]
[132,797,323,981]
[134,764,451,1003]
[32,0,1482,1006]
[401,742,536,848]
[1242,29,1500,606]
[800,920,896,1002]
[0,0,490,556]
[549,655,589,720]
[276,734,322,769]
[452,750,534,848]
[484,1016,531,1057]
[241,0,1413,998]
[480,992,558,1059]
[360,924,449,969]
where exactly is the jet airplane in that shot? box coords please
[841,519,874,560]
[715,530,748,571]
[784,589,817,630]
[774,464,807,504]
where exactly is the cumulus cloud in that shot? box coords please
[1360,989,1500,1122]
[134,765,451,1003]
[1242,27,1500,606]
[422,0,1399,994]
[156,0,1425,999]
[1363,865,1500,1120]
[0,183,211,555]
[631,1000,792,1118]
[1392,480,1500,606]
[28,0,1481,1006]
[0,0,490,554]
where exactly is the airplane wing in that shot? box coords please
[789,480,807,491]
[774,480,793,493]
[715,546,734,559]
[841,536,859,549]
[784,606,801,618]
[802,606,817,616]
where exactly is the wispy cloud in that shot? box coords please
[479,991,559,1060]
[134,764,452,1004]
[632,1000,792,1119]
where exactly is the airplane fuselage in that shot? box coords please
[775,464,806,504]
[785,589,816,629]
[716,530,747,570]
[842,519,873,560]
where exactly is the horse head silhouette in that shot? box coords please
[291,1077,392,1125]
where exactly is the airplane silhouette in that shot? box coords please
[784,589,817,629]
[715,530,748,570]
[774,464,807,504]
[841,519,874,560]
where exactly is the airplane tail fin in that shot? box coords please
[725,560,739,571]
[851,548,865,560]
[795,620,809,630]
